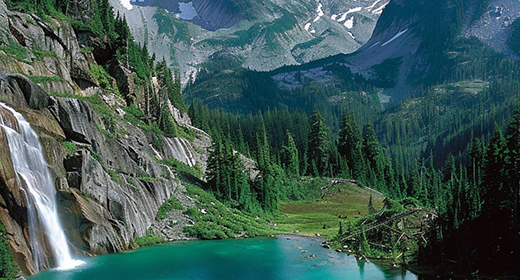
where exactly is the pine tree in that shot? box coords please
[281,130,300,178]
[307,111,328,176]
[483,123,508,211]
[362,123,386,181]
[338,113,365,180]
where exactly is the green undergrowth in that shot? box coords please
[61,141,77,156]
[0,42,27,61]
[157,158,203,181]
[28,75,61,83]
[51,93,115,118]
[331,197,429,265]
[134,229,164,247]
[0,220,19,280]
[182,184,272,239]
[156,196,183,220]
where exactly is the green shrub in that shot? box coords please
[156,197,184,220]
[33,49,57,60]
[157,158,203,179]
[182,184,271,239]
[0,221,18,279]
[134,229,164,247]
[61,141,77,156]
[28,75,61,83]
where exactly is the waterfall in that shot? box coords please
[0,103,83,271]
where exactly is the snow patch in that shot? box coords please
[347,31,355,39]
[344,16,354,29]
[337,7,362,22]
[366,0,381,11]
[317,2,324,17]
[120,0,133,10]
[313,2,324,22]
[304,22,312,31]
[372,2,388,14]
[177,2,198,20]
[331,14,338,20]
[382,28,408,46]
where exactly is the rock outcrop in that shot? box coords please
[0,1,211,275]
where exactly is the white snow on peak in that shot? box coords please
[344,16,354,29]
[372,2,388,14]
[304,22,312,31]
[331,14,338,20]
[120,0,133,10]
[337,7,362,22]
[314,2,324,22]
[366,0,381,11]
[381,28,408,46]
[317,3,324,17]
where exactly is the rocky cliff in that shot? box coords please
[0,0,212,275]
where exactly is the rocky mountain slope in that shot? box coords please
[110,0,390,84]
[0,0,226,275]
[187,0,520,111]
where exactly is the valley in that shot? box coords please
[0,0,519,279]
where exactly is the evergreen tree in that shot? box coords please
[362,123,386,181]
[307,111,328,176]
[483,123,508,211]
[338,113,365,180]
[281,131,300,178]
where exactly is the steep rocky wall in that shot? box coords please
[0,70,207,275]
[0,2,98,97]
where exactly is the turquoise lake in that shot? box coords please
[28,236,417,280]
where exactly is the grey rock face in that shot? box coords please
[67,150,181,254]
[0,72,49,109]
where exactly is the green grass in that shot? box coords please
[275,182,385,238]
[0,43,27,61]
[51,93,115,118]
[182,184,272,239]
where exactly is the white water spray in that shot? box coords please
[0,103,83,271]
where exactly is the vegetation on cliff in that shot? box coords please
[0,221,18,280]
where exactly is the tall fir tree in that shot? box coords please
[307,111,329,176]
[338,113,365,180]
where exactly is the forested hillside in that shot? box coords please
[186,0,520,276]
[0,0,518,278]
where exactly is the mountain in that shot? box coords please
[109,0,390,84]
[185,0,520,113]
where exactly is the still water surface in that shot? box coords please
[29,236,417,280]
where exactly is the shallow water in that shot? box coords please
[28,236,417,280]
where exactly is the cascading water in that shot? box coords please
[0,103,83,271]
